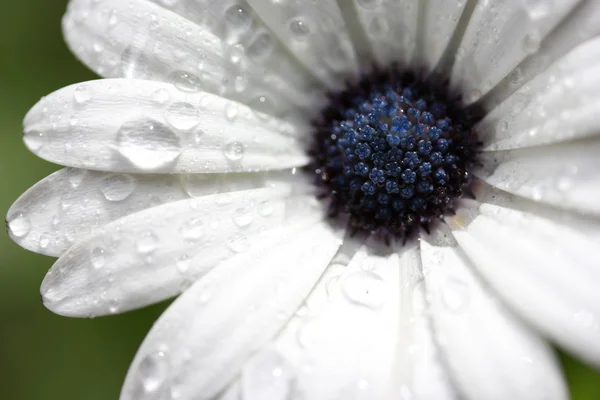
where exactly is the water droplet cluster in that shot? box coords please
[309,68,481,239]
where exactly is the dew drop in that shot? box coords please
[137,232,159,254]
[358,0,380,9]
[39,233,50,249]
[247,32,275,62]
[524,0,551,19]
[91,247,107,269]
[165,102,200,131]
[74,84,93,104]
[241,350,294,400]
[288,18,311,40]
[522,32,541,54]
[224,5,252,34]
[151,88,170,104]
[441,276,471,312]
[341,271,385,309]
[115,118,182,170]
[180,174,220,197]
[23,130,46,151]
[258,200,274,217]
[227,232,250,253]
[233,206,253,228]
[100,174,136,202]
[138,351,168,392]
[108,298,120,314]
[181,217,204,242]
[169,71,202,92]
[225,103,239,121]
[67,168,86,188]
[8,212,31,238]
[176,254,190,273]
[224,141,245,161]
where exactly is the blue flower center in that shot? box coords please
[308,69,481,240]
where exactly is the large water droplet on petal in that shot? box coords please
[7,212,31,238]
[180,174,220,197]
[23,130,46,151]
[100,174,136,202]
[169,71,202,92]
[91,247,107,269]
[115,119,182,170]
[165,102,200,131]
[224,5,252,34]
[137,232,159,254]
[224,141,245,162]
[138,351,168,392]
[180,217,204,243]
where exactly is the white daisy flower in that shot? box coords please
[7,0,600,399]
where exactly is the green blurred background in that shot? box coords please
[0,1,599,399]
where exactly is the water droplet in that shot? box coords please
[367,16,389,38]
[40,233,50,249]
[234,75,248,93]
[224,5,252,34]
[225,103,239,121]
[341,271,385,309]
[524,0,551,19]
[91,247,107,268]
[74,84,93,104]
[152,88,170,104]
[137,232,158,254]
[100,174,136,202]
[8,212,31,238]
[226,44,245,65]
[176,254,190,273]
[169,71,202,92]
[258,200,274,217]
[247,32,275,63]
[241,350,294,400]
[138,351,168,392]
[116,118,182,170]
[181,217,204,242]
[441,276,470,312]
[233,206,253,228]
[288,18,311,40]
[108,298,120,314]
[67,168,86,187]
[180,174,220,197]
[227,232,250,253]
[224,141,244,161]
[23,130,46,151]
[522,32,541,54]
[165,102,200,131]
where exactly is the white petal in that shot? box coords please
[62,0,314,115]
[477,36,600,151]
[451,0,580,103]
[268,241,404,400]
[396,242,459,400]
[41,186,322,317]
[485,0,600,107]
[420,227,567,400]
[351,0,419,67]
[144,0,323,111]
[24,79,308,173]
[421,0,469,71]
[6,167,283,256]
[120,220,342,400]
[246,0,359,89]
[476,138,600,216]
[449,193,600,368]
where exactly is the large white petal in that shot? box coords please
[41,186,322,317]
[6,168,284,257]
[485,0,600,107]
[246,0,359,89]
[477,36,600,151]
[476,138,600,216]
[420,227,567,400]
[421,0,469,72]
[396,242,459,400]
[350,0,419,68]
[267,240,404,400]
[144,0,323,111]
[120,220,342,400]
[449,191,600,368]
[62,0,314,115]
[451,0,581,103]
[24,79,308,173]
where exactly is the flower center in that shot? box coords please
[308,68,481,240]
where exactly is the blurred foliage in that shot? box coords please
[0,1,599,399]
